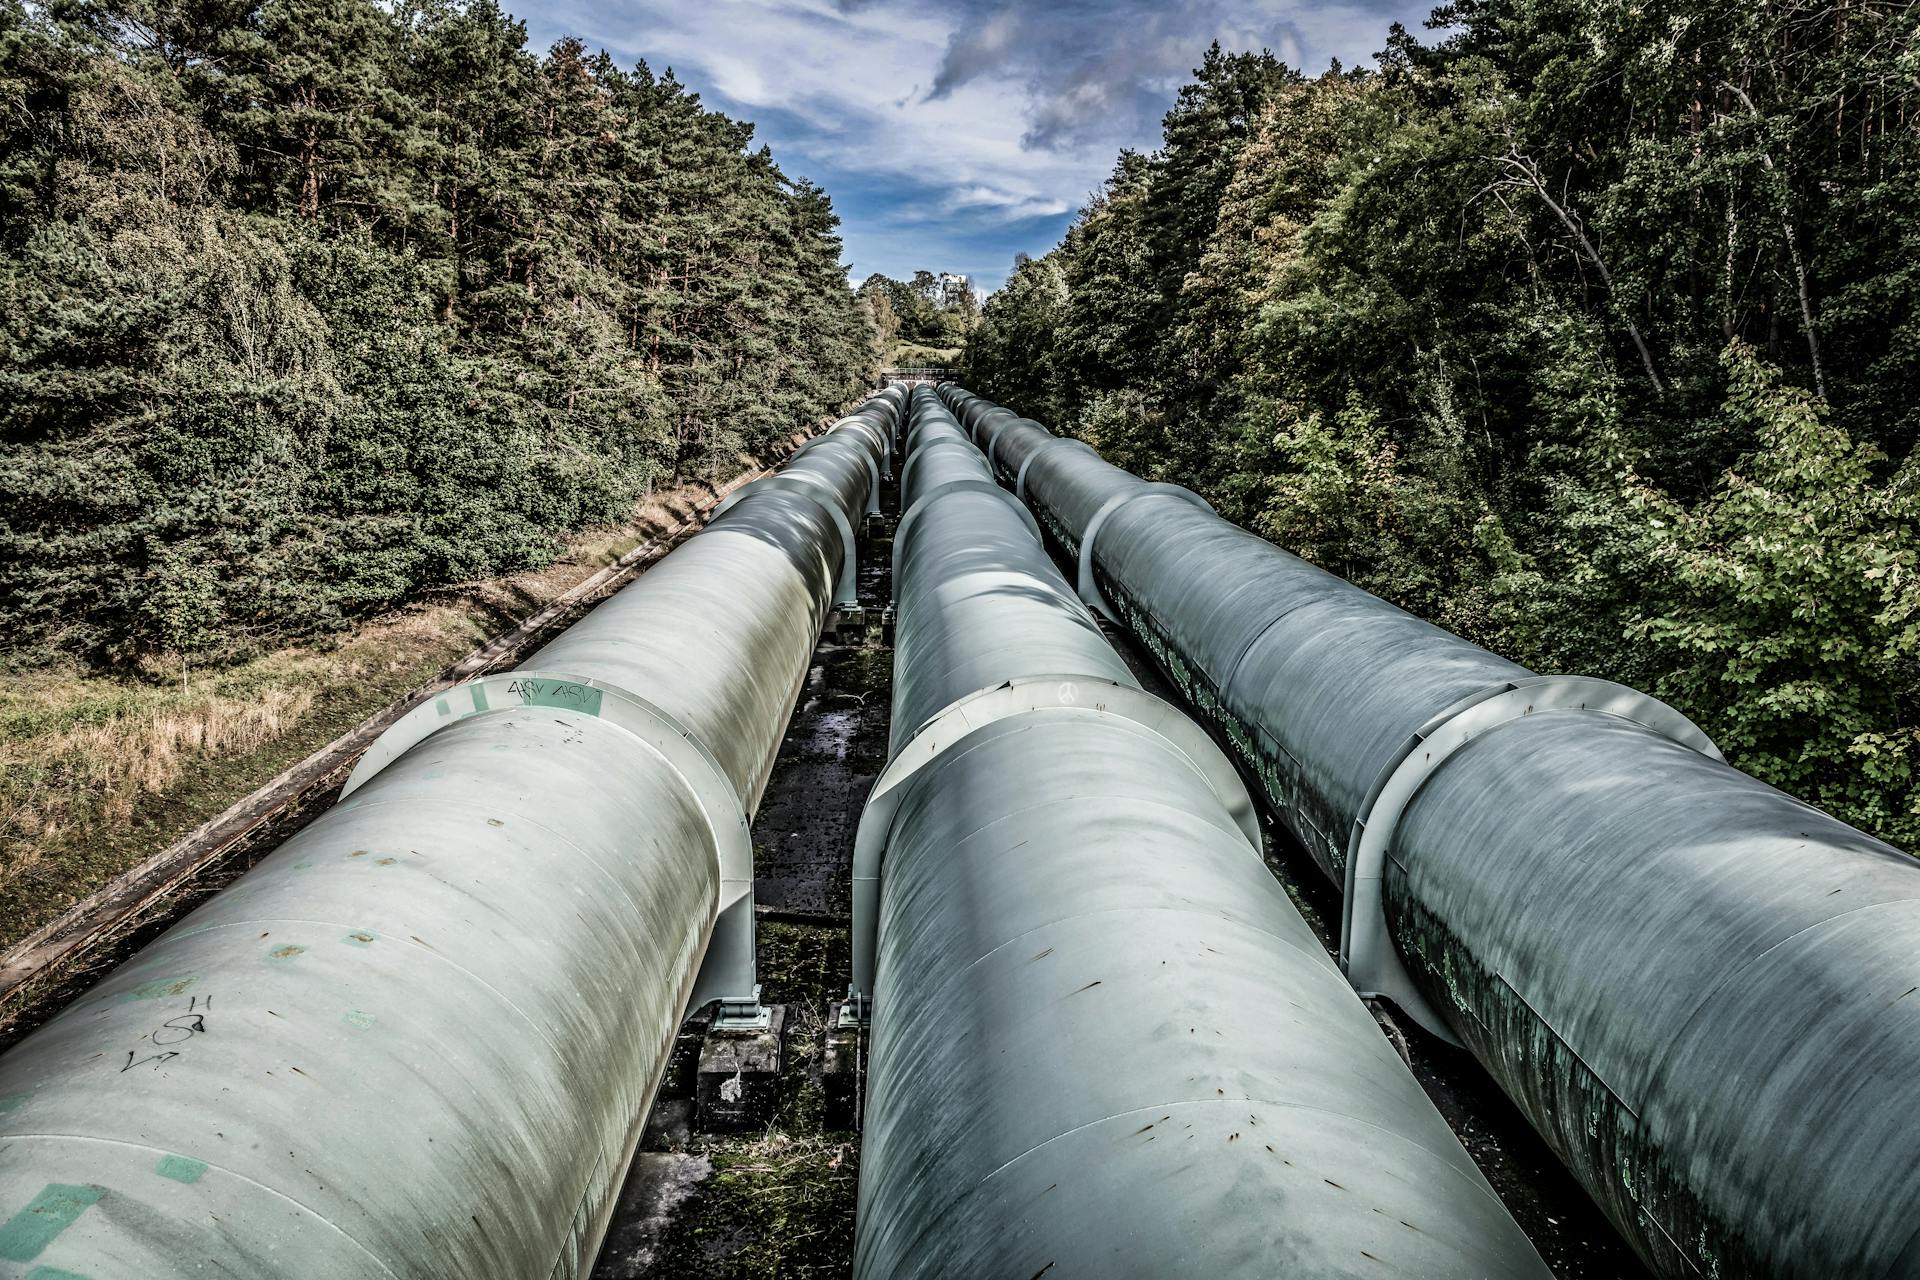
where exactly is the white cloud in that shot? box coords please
[522,0,1433,288]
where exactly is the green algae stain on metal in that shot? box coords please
[0,1092,29,1117]
[342,1009,376,1030]
[0,1184,103,1262]
[26,1266,93,1279]
[121,975,196,1003]
[154,1154,208,1185]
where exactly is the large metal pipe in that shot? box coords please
[0,397,898,1278]
[851,387,1547,1280]
[942,383,1920,1279]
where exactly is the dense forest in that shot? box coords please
[963,0,1920,847]
[857,269,979,357]
[0,0,873,668]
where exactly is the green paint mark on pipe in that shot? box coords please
[434,697,451,717]
[470,684,490,712]
[0,1184,103,1262]
[341,930,375,947]
[265,944,306,961]
[27,1266,93,1279]
[508,678,602,716]
[154,1154,207,1185]
[122,976,196,1002]
[342,1009,376,1030]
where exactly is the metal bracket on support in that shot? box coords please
[343,668,768,1029]
[835,992,869,1028]
[711,474,861,607]
[1341,674,1722,1044]
[1076,483,1213,621]
[846,674,1262,1010]
[715,985,773,1031]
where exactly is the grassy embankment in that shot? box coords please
[0,467,767,952]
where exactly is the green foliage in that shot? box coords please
[858,269,977,351]
[1252,388,1492,637]
[1630,343,1920,843]
[965,8,1920,846]
[139,546,222,657]
[0,0,871,665]
[960,252,1066,422]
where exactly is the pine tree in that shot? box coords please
[1,0,870,665]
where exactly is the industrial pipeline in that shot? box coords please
[849,387,1548,1278]
[939,384,1920,1280]
[0,389,901,1279]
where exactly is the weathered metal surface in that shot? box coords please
[895,436,981,513]
[1387,715,1920,1278]
[941,383,1920,1279]
[1341,675,1719,1045]
[1072,480,1213,620]
[853,388,1548,1279]
[0,391,902,1278]
[887,394,1127,752]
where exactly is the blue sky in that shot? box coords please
[522,0,1435,292]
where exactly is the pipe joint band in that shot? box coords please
[1015,437,1096,504]
[712,473,860,606]
[897,430,969,495]
[892,480,1041,577]
[793,431,883,515]
[345,669,761,1014]
[974,411,1020,477]
[1077,483,1213,620]
[848,675,1262,1005]
[831,416,893,480]
[1340,674,1721,1043]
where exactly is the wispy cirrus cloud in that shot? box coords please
[522,0,1434,290]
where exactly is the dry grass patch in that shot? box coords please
[1,685,315,866]
[0,463,775,950]
[0,624,473,938]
